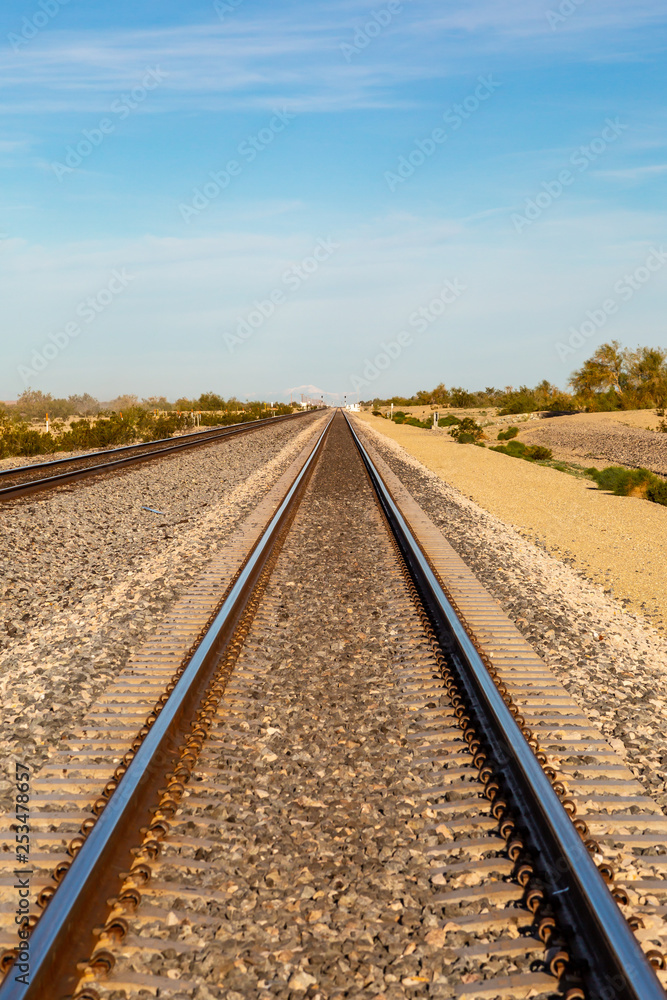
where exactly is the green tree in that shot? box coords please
[569,341,629,397]
[627,346,667,406]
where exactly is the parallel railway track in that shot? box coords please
[0,411,665,999]
[0,411,313,502]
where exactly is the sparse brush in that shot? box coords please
[0,408,255,461]
[491,440,553,462]
[529,445,553,461]
[438,414,461,427]
[647,479,667,505]
[449,417,484,443]
[590,465,667,505]
[497,426,519,440]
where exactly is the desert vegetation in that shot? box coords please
[588,466,667,507]
[369,341,667,416]
[0,389,297,460]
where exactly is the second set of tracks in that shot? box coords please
[1,411,666,999]
[0,411,312,502]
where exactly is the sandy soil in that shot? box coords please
[366,405,664,432]
[356,412,667,631]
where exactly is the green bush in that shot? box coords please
[647,479,667,505]
[590,465,663,500]
[497,426,519,440]
[372,410,384,417]
[438,414,461,427]
[449,417,483,443]
[491,440,553,462]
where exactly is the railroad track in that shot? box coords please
[1,410,666,999]
[0,411,313,502]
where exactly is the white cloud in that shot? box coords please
[1,2,665,116]
[593,163,667,181]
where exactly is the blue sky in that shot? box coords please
[1,0,666,403]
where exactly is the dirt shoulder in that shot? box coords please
[356,412,667,631]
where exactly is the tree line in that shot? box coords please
[1,390,294,421]
[369,342,667,414]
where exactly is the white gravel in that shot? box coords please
[0,415,321,797]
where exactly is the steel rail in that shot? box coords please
[0,413,334,1000]
[0,424,233,479]
[345,414,664,1000]
[0,410,315,501]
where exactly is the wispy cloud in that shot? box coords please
[594,163,667,181]
[1,2,666,116]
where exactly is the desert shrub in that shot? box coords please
[372,410,384,417]
[438,415,460,427]
[0,425,58,458]
[491,440,553,462]
[646,479,667,505]
[589,465,667,506]
[591,466,659,498]
[491,440,526,458]
[590,466,630,493]
[449,418,483,443]
[497,426,519,440]
[529,445,553,461]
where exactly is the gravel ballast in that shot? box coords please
[0,414,323,788]
[102,414,474,1000]
[353,416,667,816]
